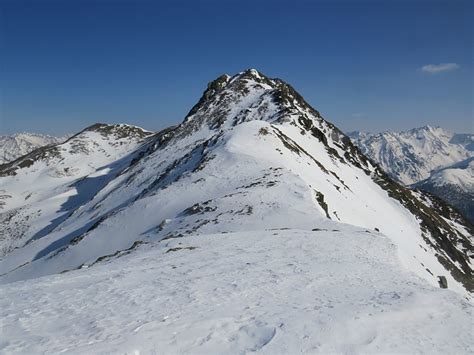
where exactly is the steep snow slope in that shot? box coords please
[0,70,472,298]
[1,228,472,354]
[414,158,474,223]
[348,126,473,185]
[0,132,69,164]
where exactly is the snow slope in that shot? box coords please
[426,157,474,191]
[0,69,472,353]
[0,70,471,296]
[1,228,472,354]
[0,123,153,255]
[0,132,69,164]
[348,126,473,185]
[414,157,474,223]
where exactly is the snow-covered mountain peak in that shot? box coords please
[11,132,64,142]
[349,126,473,224]
[348,126,473,185]
[407,125,451,141]
[180,69,329,147]
[0,70,472,299]
[411,125,442,133]
[78,122,153,139]
[0,123,152,178]
[239,68,261,76]
[0,132,69,165]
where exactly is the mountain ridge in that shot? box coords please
[348,126,473,223]
[0,132,70,165]
[347,126,473,185]
[0,69,472,295]
[413,157,473,223]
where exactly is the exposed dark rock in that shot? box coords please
[314,190,330,219]
[166,246,198,253]
[438,276,448,289]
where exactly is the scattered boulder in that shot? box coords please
[166,246,198,253]
[438,276,448,289]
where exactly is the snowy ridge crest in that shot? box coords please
[0,70,472,298]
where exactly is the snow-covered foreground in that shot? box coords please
[1,228,472,354]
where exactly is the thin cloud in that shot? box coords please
[420,63,459,74]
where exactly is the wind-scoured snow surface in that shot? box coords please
[0,70,473,353]
[0,133,69,164]
[1,229,472,354]
[348,126,473,185]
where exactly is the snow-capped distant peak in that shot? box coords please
[348,126,473,185]
[0,132,70,165]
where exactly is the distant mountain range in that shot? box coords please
[348,126,473,222]
[0,133,70,164]
[413,157,474,223]
[347,126,473,185]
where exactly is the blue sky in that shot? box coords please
[1,0,472,135]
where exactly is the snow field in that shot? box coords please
[1,228,472,354]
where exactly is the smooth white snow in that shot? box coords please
[1,228,472,354]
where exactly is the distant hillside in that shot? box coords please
[0,133,70,164]
[348,126,473,185]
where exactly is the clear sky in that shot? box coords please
[1,0,472,135]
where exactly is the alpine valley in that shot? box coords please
[0,70,472,354]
